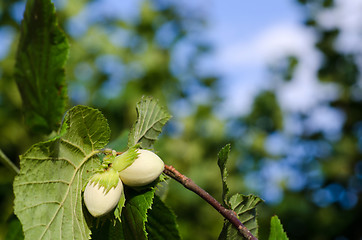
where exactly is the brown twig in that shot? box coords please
[163,165,258,240]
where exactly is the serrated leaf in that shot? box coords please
[114,190,126,223]
[217,144,231,207]
[128,97,171,149]
[146,195,181,240]
[14,0,69,133]
[269,216,288,240]
[219,194,262,240]
[13,105,110,240]
[112,145,140,172]
[121,187,155,240]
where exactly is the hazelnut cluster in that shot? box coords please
[84,149,164,217]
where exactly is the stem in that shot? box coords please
[0,149,20,175]
[163,165,258,240]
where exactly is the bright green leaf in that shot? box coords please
[13,105,110,240]
[14,0,69,133]
[111,145,140,172]
[217,144,231,207]
[146,195,181,240]
[128,97,171,149]
[121,187,155,240]
[114,190,126,223]
[219,194,262,240]
[269,216,288,240]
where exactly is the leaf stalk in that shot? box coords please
[0,149,20,175]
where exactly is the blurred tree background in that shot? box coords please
[0,0,361,239]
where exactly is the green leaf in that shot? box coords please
[13,105,110,240]
[111,145,140,172]
[121,187,155,240]
[14,0,69,133]
[217,144,231,207]
[146,195,181,240]
[219,194,262,240]
[5,216,24,240]
[269,216,288,240]
[90,216,125,240]
[128,97,171,149]
[114,191,126,223]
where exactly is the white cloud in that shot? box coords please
[214,22,341,117]
[317,0,362,54]
[216,23,316,69]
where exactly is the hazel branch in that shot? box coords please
[163,165,258,240]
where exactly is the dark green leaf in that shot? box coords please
[121,187,155,240]
[14,0,69,133]
[269,215,288,240]
[91,219,125,240]
[128,97,171,149]
[219,194,262,240]
[146,195,181,240]
[217,144,231,207]
[13,106,110,240]
[5,216,24,240]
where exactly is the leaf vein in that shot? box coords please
[61,138,87,157]
[14,180,70,186]
[38,150,98,239]
[18,201,62,213]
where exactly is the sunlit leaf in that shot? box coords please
[14,0,69,133]
[13,105,110,240]
[269,215,288,240]
[128,97,171,149]
[217,144,231,207]
[219,194,262,240]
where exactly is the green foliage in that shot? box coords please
[121,188,155,240]
[146,195,181,240]
[12,96,177,239]
[217,145,262,240]
[111,146,140,172]
[14,0,69,134]
[219,194,262,240]
[5,216,24,240]
[128,97,172,149]
[2,0,360,239]
[244,91,283,132]
[13,106,110,240]
[114,190,127,224]
[89,168,120,194]
[268,216,288,240]
[217,144,231,207]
